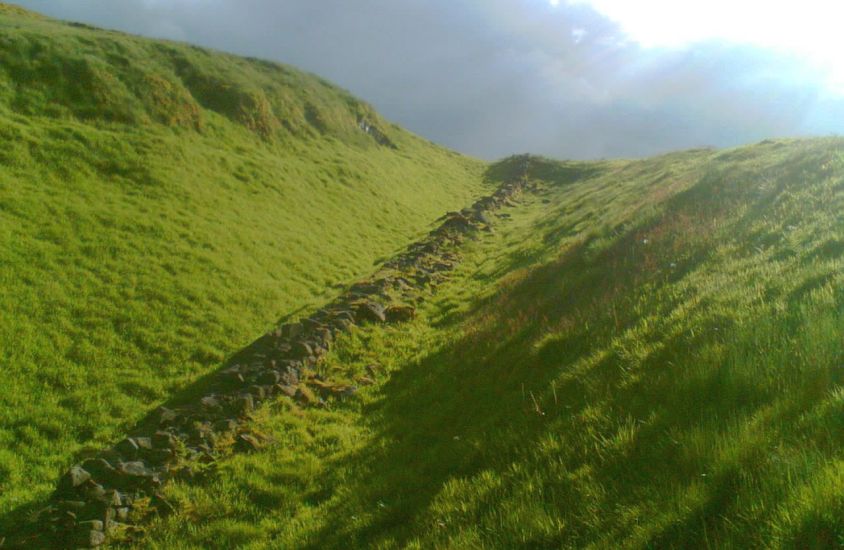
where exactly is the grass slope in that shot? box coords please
[140,140,842,549]
[0,5,485,530]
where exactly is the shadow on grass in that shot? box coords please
[297,157,843,548]
[0,277,332,540]
[0,156,528,541]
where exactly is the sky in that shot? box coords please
[14,0,844,160]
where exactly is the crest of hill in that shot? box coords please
[0,2,40,18]
[0,2,394,146]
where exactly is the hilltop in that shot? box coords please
[1,4,843,550]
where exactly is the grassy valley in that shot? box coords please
[1,4,843,550]
[140,142,842,549]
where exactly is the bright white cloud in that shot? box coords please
[567,0,844,92]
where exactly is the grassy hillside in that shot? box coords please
[3,4,843,549]
[138,140,842,549]
[0,4,486,531]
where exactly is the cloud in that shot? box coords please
[13,0,844,159]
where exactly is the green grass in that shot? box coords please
[3,5,844,549]
[137,140,842,549]
[0,5,485,532]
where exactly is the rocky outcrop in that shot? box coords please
[17,157,532,548]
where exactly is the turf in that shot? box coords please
[0,5,485,531]
[138,141,842,549]
[2,4,843,549]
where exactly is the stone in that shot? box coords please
[105,520,121,533]
[98,449,124,465]
[58,465,91,493]
[200,395,221,410]
[98,489,122,507]
[355,301,386,323]
[118,461,156,480]
[80,459,118,484]
[75,497,111,523]
[313,327,333,345]
[385,305,416,323]
[310,342,328,357]
[280,322,303,339]
[116,507,129,521]
[77,520,104,532]
[331,318,354,332]
[234,433,262,453]
[272,343,292,357]
[158,407,178,426]
[82,483,107,502]
[233,394,254,415]
[115,438,140,460]
[221,366,245,384]
[281,359,302,372]
[135,437,153,450]
[258,370,282,385]
[276,384,298,398]
[281,367,299,386]
[152,431,178,450]
[333,310,355,323]
[57,500,86,511]
[144,448,175,465]
[441,214,474,233]
[214,418,239,433]
[393,277,413,290]
[191,421,214,438]
[75,528,106,548]
[291,341,313,359]
[302,318,326,332]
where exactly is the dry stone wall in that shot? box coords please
[15,157,532,549]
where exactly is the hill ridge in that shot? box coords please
[0,2,396,146]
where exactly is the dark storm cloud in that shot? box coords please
[14,0,844,159]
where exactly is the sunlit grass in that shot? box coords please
[0,6,486,533]
[140,139,842,549]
